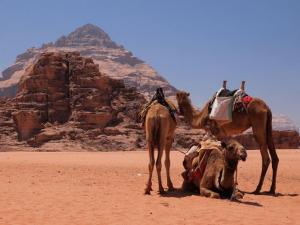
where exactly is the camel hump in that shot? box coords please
[139,88,177,125]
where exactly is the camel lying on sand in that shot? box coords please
[144,100,177,194]
[182,139,247,199]
[176,83,279,194]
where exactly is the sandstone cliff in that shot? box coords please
[0,52,148,151]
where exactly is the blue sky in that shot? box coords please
[1,0,300,126]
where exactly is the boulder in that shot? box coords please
[12,110,43,140]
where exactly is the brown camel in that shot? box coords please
[176,88,279,194]
[200,139,247,199]
[144,100,177,194]
[182,139,247,199]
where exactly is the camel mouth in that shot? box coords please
[240,153,247,161]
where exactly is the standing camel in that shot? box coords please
[144,100,177,194]
[176,88,279,194]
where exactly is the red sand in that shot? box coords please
[0,150,299,225]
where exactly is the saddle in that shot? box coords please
[139,88,177,125]
[208,81,253,117]
[185,139,223,186]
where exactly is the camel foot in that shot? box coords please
[167,184,175,192]
[251,187,262,195]
[168,187,175,192]
[269,188,276,195]
[144,190,151,195]
[210,193,220,199]
[144,186,152,195]
[231,191,244,201]
[159,188,166,195]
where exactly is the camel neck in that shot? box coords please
[220,159,238,190]
[181,101,204,128]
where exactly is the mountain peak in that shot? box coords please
[71,23,110,39]
[54,23,118,48]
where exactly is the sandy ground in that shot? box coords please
[0,150,299,225]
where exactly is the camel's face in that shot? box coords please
[176,91,190,114]
[222,139,247,162]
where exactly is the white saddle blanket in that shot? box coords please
[209,88,234,122]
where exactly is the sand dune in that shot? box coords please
[0,150,299,225]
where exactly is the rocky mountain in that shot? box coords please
[272,114,299,132]
[0,51,205,151]
[0,24,177,99]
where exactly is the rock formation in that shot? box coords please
[0,24,177,99]
[234,130,299,149]
[0,51,149,150]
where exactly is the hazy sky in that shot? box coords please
[1,0,300,126]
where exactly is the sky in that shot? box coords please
[1,0,300,126]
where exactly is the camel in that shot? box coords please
[144,100,177,194]
[182,139,247,199]
[176,83,279,194]
[200,139,247,199]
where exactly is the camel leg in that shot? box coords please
[254,143,270,193]
[250,113,271,194]
[200,187,220,199]
[165,137,174,191]
[145,143,155,194]
[268,140,279,194]
[156,145,165,194]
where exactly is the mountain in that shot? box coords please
[0,24,298,134]
[272,114,299,132]
[0,24,177,98]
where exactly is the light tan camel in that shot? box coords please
[182,139,247,199]
[176,88,279,194]
[199,139,246,199]
[144,100,177,194]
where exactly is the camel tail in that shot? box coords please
[266,109,275,151]
[152,116,161,149]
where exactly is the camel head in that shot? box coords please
[221,139,247,162]
[176,91,191,115]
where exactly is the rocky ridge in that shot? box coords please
[0,24,177,99]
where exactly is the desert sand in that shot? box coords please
[0,150,299,225]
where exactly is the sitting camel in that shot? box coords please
[182,139,247,199]
[143,98,177,195]
[176,84,279,194]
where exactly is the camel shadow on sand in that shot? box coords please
[159,188,263,207]
[243,191,299,198]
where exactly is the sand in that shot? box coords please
[0,150,299,225]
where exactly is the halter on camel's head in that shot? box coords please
[221,139,247,163]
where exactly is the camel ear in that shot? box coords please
[187,92,190,97]
[221,141,227,149]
